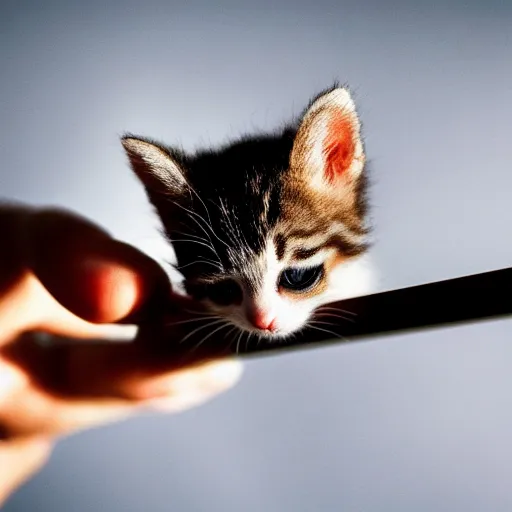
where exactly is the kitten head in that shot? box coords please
[122,86,371,339]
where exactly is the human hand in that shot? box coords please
[0,204,242,504]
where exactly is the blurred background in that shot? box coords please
[1,0,512,510]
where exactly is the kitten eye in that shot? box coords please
[200,279,243,306]
[205,279,243,305]
[279,265,324,292]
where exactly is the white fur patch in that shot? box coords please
[217,237,374,340]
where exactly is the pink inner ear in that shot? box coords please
[323,115,356,182]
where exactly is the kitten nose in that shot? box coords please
[248,310,277,331]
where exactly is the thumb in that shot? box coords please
[27,209,171,325]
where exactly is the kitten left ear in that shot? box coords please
[121,136,188,196]
[290,87,365,189]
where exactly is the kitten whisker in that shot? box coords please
[217,198,240,250]
[316,305,357,317]
[255,333,264,349]
[189,321,232,353]
[314,312,356,324]
[175,258,222,271]
[172,200,231,255]
[166,315,218,327]
[183,308,212,316]
[173,201,216,245]
[244,331,253,353]
[246,330,265,352]
[307,322,347,342]
[187,185,217,239]
[316,310,352,318]
[212,198,240,253]
[224,325,238,341]
[170,203,222,259]
[170,238,221,256]
[173,229,210,241]
[234,330,245,355]
[219,197,251,258]
[173,230,216,248]
[310,320,343,328]
[179,318,226,344]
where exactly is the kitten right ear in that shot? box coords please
[121,136,188,196]
[290,87,365,192]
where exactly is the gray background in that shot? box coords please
[2,0,512,510]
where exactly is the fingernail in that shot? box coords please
[200,359,244,389]
[142,359,243,409]
[0,365,25,404]
[147,390,222,413]
[82,322,139,341]
[78,258,143,323]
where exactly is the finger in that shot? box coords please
[57,358,242,430]
[4,323,236,398]
[0,206,173,344]
[0,437,52,506]
[27,208,171,324]
[0,206,196,346]
[0,354,242,437]
[30,284,198,343]
[1,319,241,437]
[0,271,139,344]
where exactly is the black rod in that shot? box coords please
[235,267,512,357]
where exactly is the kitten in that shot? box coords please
[122,86,372,341]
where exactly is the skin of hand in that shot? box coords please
[0,204,243,505]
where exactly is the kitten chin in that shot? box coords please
[122,85,372,341]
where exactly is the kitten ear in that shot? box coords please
[290,87,364,189]
[121,136,188,196]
